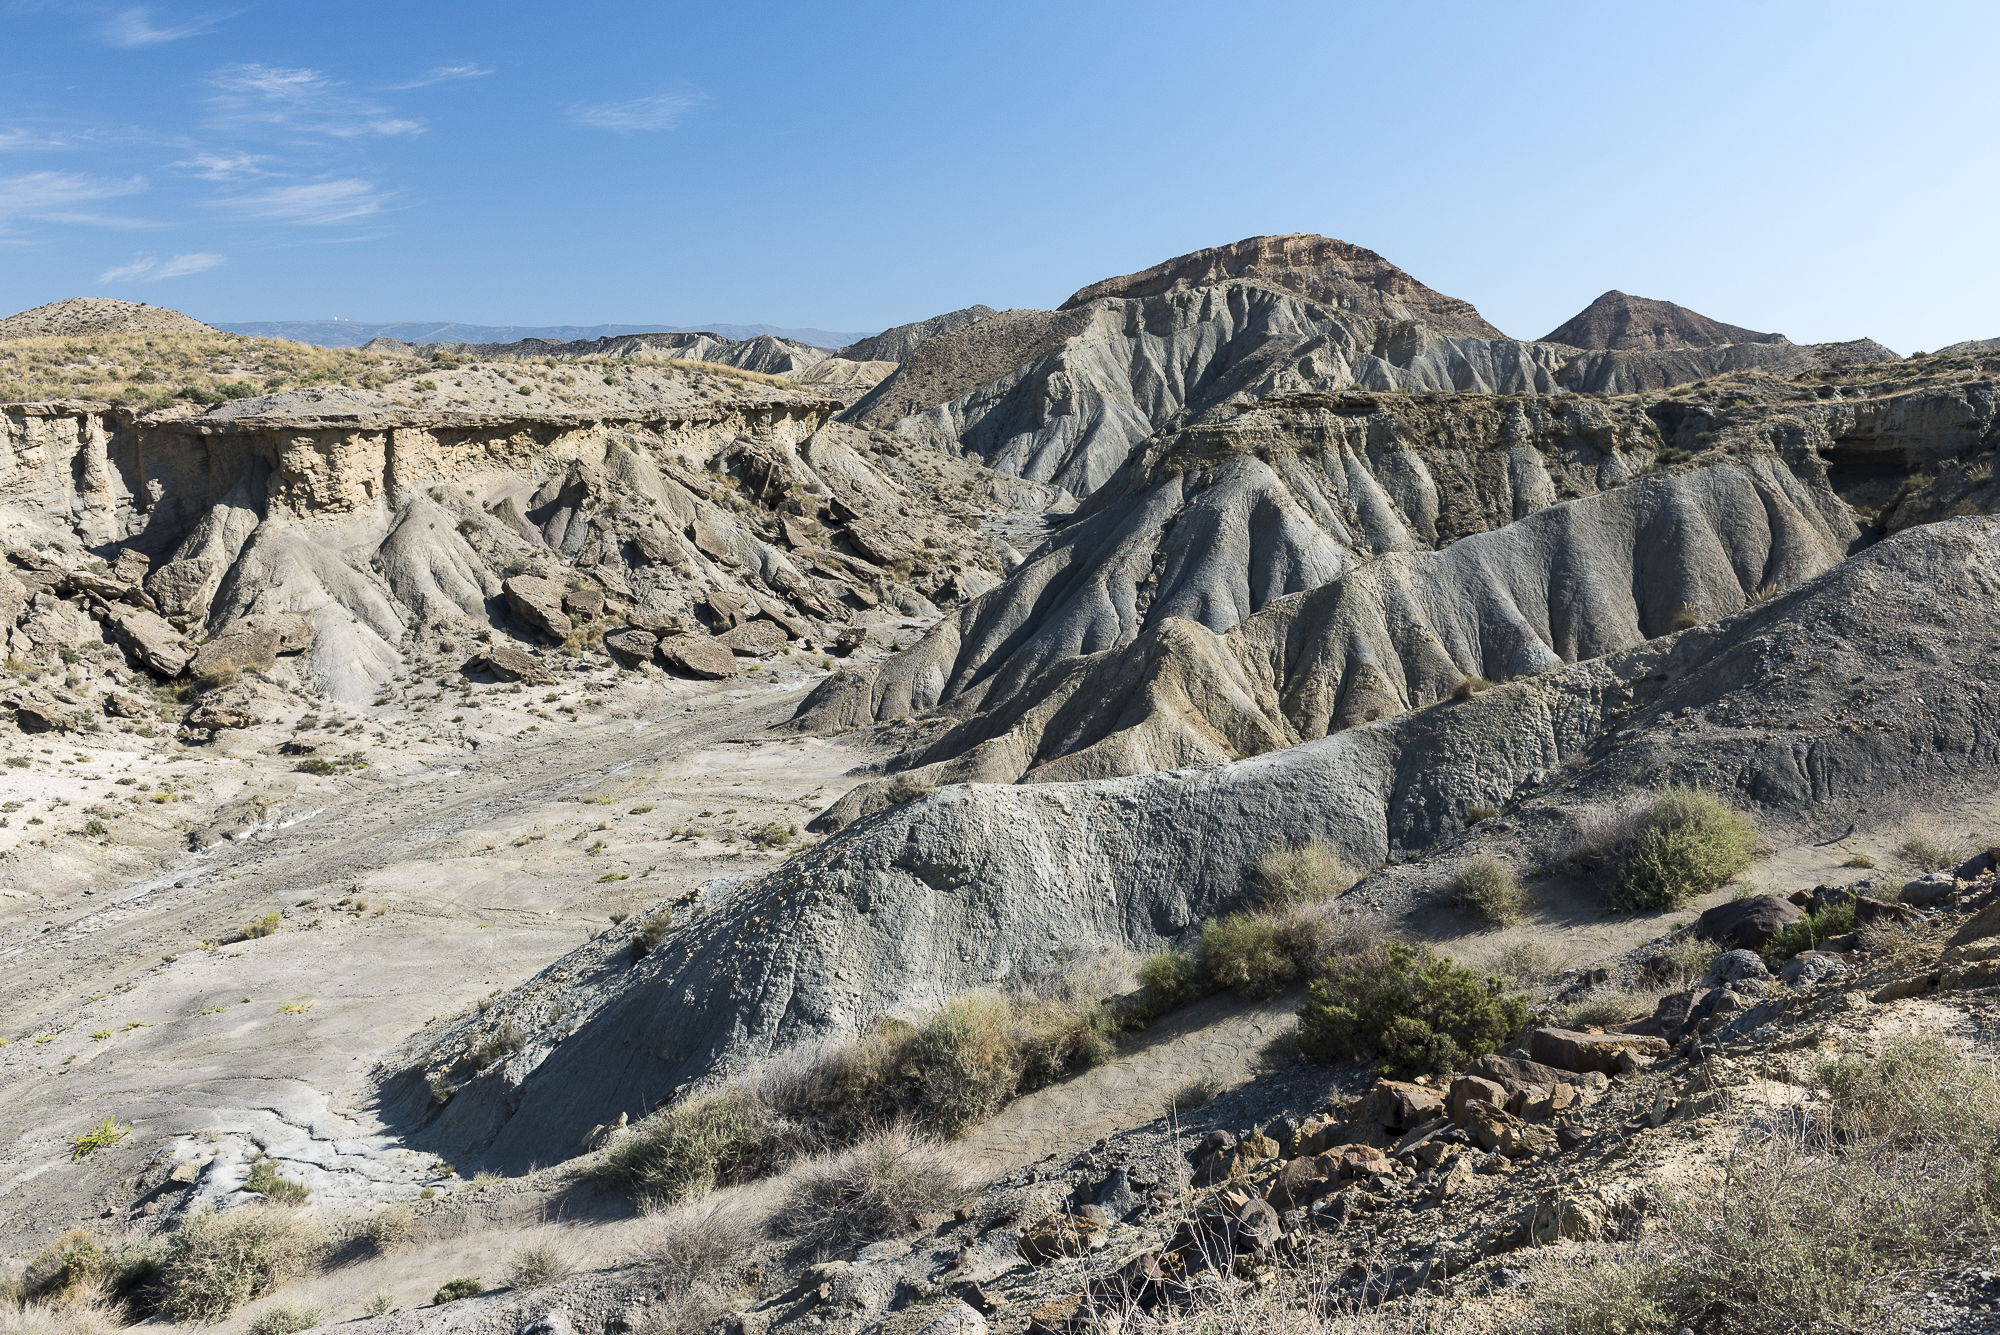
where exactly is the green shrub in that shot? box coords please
[247,1302,325,1335]
[1135,948,1203,1015]
[156,1207,321,1321]
[1198,913,1300,999]
[594,1086,782,1205]
[1763,901,1857,963]
[243,1158,310,1206]
[1577,787,1757,911]
[1455,854,1526,924]
[433,1276,483,1303]
[1651,934,1724,987]
[66,1117,131,1160]
[1251,840,1357,907]
[239,911,282,940]
[1298,941,1527,1077]
[631,910,672,957]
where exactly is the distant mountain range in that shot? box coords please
[215,319,876,350]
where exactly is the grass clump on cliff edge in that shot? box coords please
[1571,786,1757,911]
[598,990,1113,1206]
[1297,940,1527,1077]
[0,331,413,409]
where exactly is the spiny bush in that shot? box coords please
[1251,840,1357,907]
[635,1201,760,1289]
[1135,948,1203,1015]
[433,1276,483,1303]
[155,1207,322,1322]
[776,1129,963,1251]
[602,989,1116,1204]
[1198,914,1297,999]
[1649,933,1724,987]
[505,1240,576,1289]
[1298,941,1527,1077]
[246,1303,325,1335]
[1454,854,1526,925]
[1572,786,1757,911]
[594,1086,784,1206]
[1763,901,1857,963]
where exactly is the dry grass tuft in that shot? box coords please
[776,1129,963,1251]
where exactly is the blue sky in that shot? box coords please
[1,0,1995,350]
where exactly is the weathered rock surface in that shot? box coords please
[402,516,2000,1166]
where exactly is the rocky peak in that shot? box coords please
[1058,233,1506,339]
[1540,290,1788,351]
[0,297,216,341]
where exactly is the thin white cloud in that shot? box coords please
[389,63,493,91]
[0,171,147,229]
[218,177,387,224]
[207,64,424,138]
[0,128,71,151]
[99,5,215,46]
[175,150,270,181]
[98,251,226,282]
[565,92,698,133]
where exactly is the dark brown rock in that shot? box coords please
[1528,1028,1669,1075]
[1694,895,1803,952]
[1540,290,1788,351]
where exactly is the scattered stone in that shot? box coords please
[657,633,739,680]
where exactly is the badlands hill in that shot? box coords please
[0,297,216,341]
[7,241,2000,1335]
[1541,289,1789,350]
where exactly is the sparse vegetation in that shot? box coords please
[1571,786,1757,911]
[1298,940,1527,1077]
[1252,840,1357,907]
[66,1118,130,1160]
[1763,900,1857,963]
[238,911,281,940]
[432,1276,483,1304]
[246,1302,325,1335]
[0,330,415,408]
[155,1207,322,1322]
[243,1158,310,1206]
[1454,854,1526,924]
[1136,947,1203,1015]
[505,1240,576,1289]
[1650,933,1724,987]
[776,1129,963,1251]
[1897,827,1971,871]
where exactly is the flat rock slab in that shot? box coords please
[657,633,739,680]
[1528,1027,1668,1075]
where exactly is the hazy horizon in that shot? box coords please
[3,0,1997,352]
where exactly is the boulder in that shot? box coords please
[1901,872,1958,908]
[1779,951,1852,988]
[703,588,747,627]
[561,585,605,619]
[717,619,789,657]
[1693,895,1803,952]
[503,576,573,641]
[657,634,739,680]
[187,614,314,683]
[1018,1211,1105,1264]
[604,629,658,667]
[1528,1028,1668,1076]
[1263,1155,1338,1212]
[185,698,258,733]
[1955,850,1997,881]
[1704,949,1770,988]
[102,691,147,718]
[6,687,81,732]
[1359,1080,1445,1134]
[1448,1075,1508,1124]
[465,644,554,685]
[98,604,192,676]
[111,548,151,586]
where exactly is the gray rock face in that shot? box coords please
[1704,950,1771,988]
[848,279,1896,499]
[376,329,832,377]
[1060,234,1506,339]
[1541,291,1788,351]
[402,517,2000,1167]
